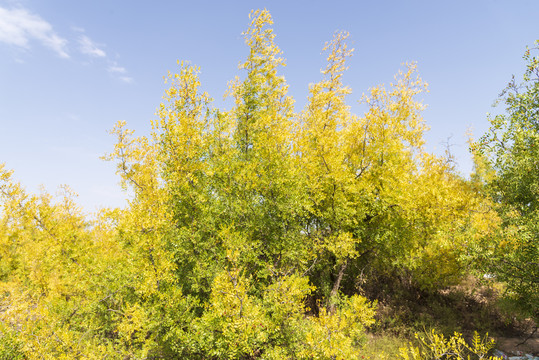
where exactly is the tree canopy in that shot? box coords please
[0,9,520,360]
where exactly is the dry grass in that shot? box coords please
[362,333,409,360]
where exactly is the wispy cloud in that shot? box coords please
[0,5,133,83]
[0,6,69,58]
[108,64,127,74]
[75,28,133,83]
[78,35,106,57]
[118,76,134,84]
[108,62,133,83]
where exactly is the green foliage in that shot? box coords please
[473,40,539,321]
[0,324,24,360]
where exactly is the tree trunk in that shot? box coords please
[328,259,348,314]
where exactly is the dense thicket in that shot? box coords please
[0,10,525,360]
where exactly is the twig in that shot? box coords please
[517,326,538,346]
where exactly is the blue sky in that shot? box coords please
[1,0,538,212]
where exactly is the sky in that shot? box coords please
[1,0,538,213]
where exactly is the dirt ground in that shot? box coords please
[495,333,539,356]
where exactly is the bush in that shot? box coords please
[400,329,501,360]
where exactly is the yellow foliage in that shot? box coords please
[400,329,502,360]
[0,8,502,358]
[300,294,376,359]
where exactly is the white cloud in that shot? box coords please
[78,34,106,57]
[0,6,133,82]
[0,6,69,58]
[108,64,127,74]
[74,29,134,83]
[108,62,133,83]
[119,76,134,84]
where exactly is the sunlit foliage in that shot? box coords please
[473,41,539,321]
[400,329,501,360]
[0,10,496,359]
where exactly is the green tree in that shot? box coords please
[474,40,539,321]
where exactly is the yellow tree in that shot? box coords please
[297,30,497,308]
[0,164,143,358]
[0,9,499,359]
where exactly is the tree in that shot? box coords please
[474,40,539,321]
[0,9,497,359]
